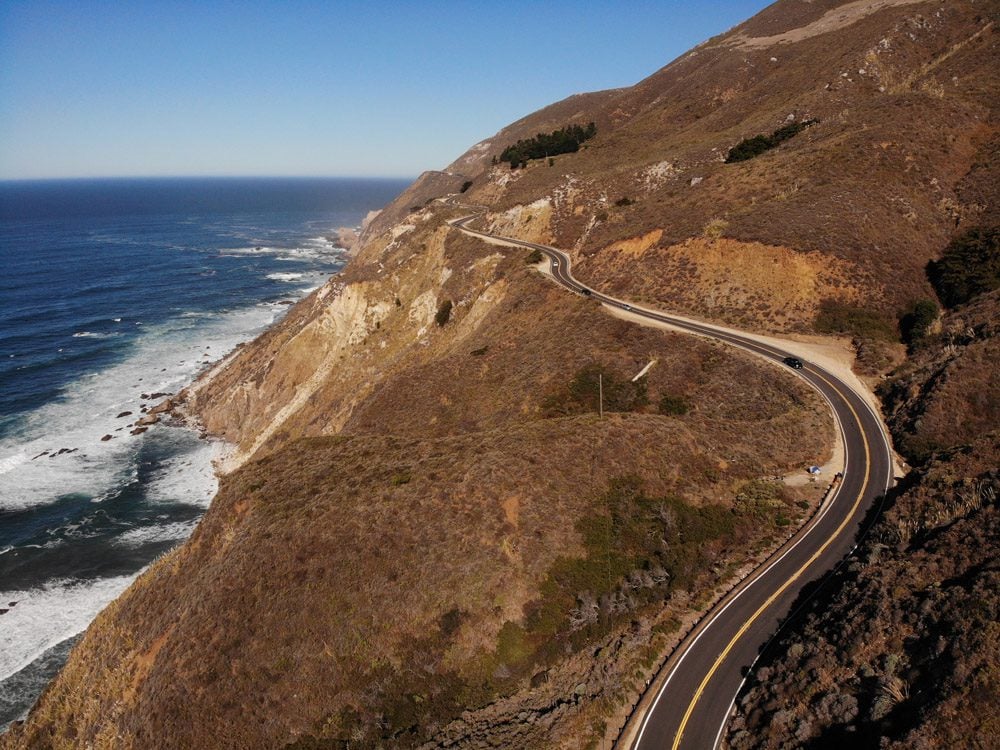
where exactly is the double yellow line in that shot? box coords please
[448,205,885,750]
[670,369,871,749]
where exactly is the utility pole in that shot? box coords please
[599,373,604,418]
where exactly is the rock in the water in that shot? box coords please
[116,411,133,418]
[136,414,159,426]
[130,426,148,435]
[100,434,113,442]
[149,398,174,415]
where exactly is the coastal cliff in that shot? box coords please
[4,0,997,748]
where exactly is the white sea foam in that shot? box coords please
[143,440,219,508]
[220,237,344,264]
[71,331,118,339]
[267,272,305,282]
[0,303,282,512]
[0,453,27,477]
[113,520,200,548]
[0,575,135,682]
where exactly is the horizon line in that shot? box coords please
[0,174,419,184]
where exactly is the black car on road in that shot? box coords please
[783,356,804,369]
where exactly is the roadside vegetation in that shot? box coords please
[730,291,1000,749]
[499,122,597,169]
[927,226,1000,308]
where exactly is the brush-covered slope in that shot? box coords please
[449,0,998,339]
[1,195,832,748]
[726,291,1000,749]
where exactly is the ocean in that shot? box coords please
[0,176,409,728]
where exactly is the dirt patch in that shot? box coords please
[593,235,866,331]
[728,0,927,49]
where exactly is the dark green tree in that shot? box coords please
[927,227,1000,307]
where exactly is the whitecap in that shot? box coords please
[72,331,116,339]
[112,519,200,548]
[266,272,305,282]
[0,574,136,682]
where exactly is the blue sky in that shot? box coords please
[0,1,771,180]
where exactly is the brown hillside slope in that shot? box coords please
[442,0,998,335]
[0,212,832,747]
[726,292,1000,749]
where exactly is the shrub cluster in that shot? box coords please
[541,364,647,416]
[499,122,596,169]
[814,299,898,342]
[900,299,939,346]
[927,226,1000,307]
[725,119,817,163]
[658,394,690,416]
[435,299,453,327]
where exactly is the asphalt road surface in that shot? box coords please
[448,209,895,750]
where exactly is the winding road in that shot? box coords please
[447,208,895,749]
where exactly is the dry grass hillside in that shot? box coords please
[1,292,830,749]
[726,291,1000,749]
[440,0,998,342]
[2,130,838,750]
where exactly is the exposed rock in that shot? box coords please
[148,398,174,415]
[333,226,359,251]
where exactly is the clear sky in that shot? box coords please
[0,1,772,180]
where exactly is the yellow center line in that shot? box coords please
[451,213,887,750]
[671,370,872,749]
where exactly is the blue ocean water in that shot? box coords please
[0,177,409,728]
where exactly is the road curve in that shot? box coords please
[447,208,895,750]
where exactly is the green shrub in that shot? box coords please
[614,197,634,207]
[659,394,690,416]
[435,299,453,327]
[526,248,543,264]
[725,119,817,163]
[542,364,648,416]
[814,299,898,341]
[500,122,596,168]
[900,299,938,345]
[459,180,473,193]
[927,226,1000,307]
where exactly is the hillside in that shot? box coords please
[3,0,998,748]
[726,292,1000,749]
[450,0,997,345]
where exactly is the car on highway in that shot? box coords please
[580,288,592,296]
[783,356,804,369]
[623,304,632,311]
